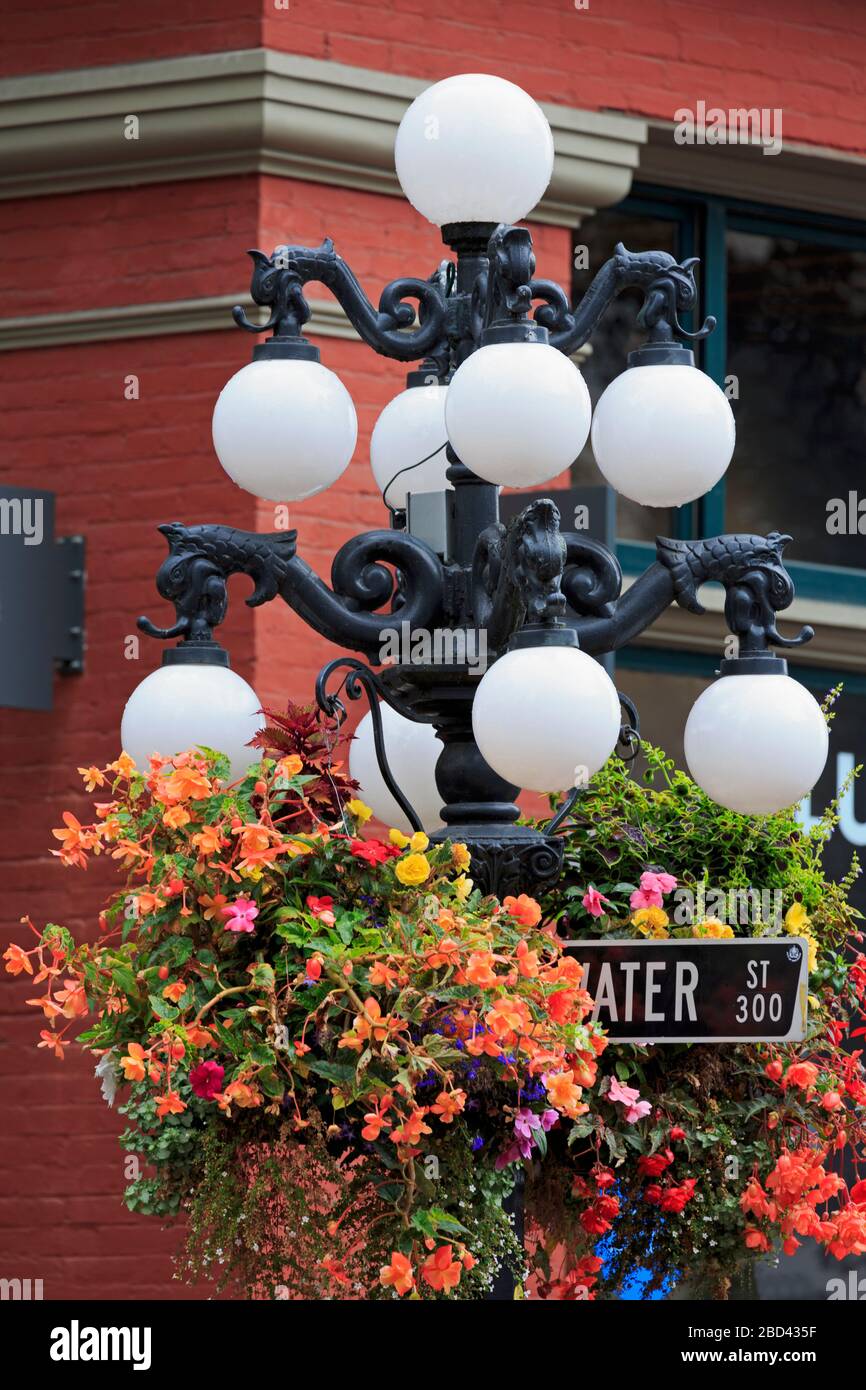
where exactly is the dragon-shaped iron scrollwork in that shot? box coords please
[542,243,715,356]
[232,241,450,363]
[138,522,447,662]
[560,533,623,620]
[657,532,813,655]
[138,523,298,644]
[570,531,813,657]
[471,499,567,651]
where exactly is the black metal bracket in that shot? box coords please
[54,535,86,675]
[314,657,424,833]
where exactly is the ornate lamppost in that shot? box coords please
[122,74,829,897]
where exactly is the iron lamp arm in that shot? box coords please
[138,523,446,662]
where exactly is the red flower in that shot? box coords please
[350,839,400,867]
[745,1227,770,1252]
[765,1059,784,1082]
[306,894,335,920]
[643,1184,663,1205]
[638,1148,673,1178]
[658,1178,696,1214]
[669,1126,686,1141]
[850,1180,866,1206]
[592,1165,616,1190]
[189,1060,224,1100]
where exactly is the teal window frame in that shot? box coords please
[610,186,866,608]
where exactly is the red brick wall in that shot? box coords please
[0,0,861,1300]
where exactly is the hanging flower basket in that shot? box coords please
[6,701,866,1300]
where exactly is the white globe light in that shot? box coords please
[212,357,357,502]
[591,364,735,507]
[472,645,621,793]
[394,73,554,226]
[349,703,444,832]
[445,343,591,487]
[370,383,451,508]
[684,673,828,815]
[121,663,263,783]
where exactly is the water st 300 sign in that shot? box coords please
[566,938,809,1042]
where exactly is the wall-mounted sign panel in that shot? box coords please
[0,486,85,710]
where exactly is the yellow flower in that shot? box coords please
[785,902,811,933]
[389,828,411,848]
[633,906,669,935]
[784,903,817,969]
[694,917,734,939]
[452,843,471,872]
[395,852,431,886]
[347,799,373,825]
[409,831,430,852]
[453,874,473,904]
[238,863,264,882]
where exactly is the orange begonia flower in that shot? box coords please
[502,893,542,929]
[184,1025,214,1048]
[135,892,166,918]
[3,943,33,976]
[427,937,461,969]
[162,804,191,830]
[109,752,137,778]
[77,766,106,792]
[546,1070,586,1118]
[156,1090,186,1120]
[55,979,88,1019]
[161,981,187,1004]
[276,754,303,779]
[197,893,228,921]
[120,1043,148,1082]
[38,1029,68,1060]
[191,826,225,858]
[430,1089,466,1124]
[51,812,98,868]
[465,951,498,988]
[391,1109,432,1148]
[380,1252,414,1296]
[421,1245,462,1293]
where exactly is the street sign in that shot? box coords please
[566,938,809,1043]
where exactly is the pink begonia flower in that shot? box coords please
[608,1075,652,1124]
[222,897,259,933]
[629,870,677,912]
[582,886,612,918]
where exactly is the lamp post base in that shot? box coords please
[380,663,565,896]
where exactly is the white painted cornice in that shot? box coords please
[0,293,356,351]
[0,49,647,223]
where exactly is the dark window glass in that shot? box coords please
[726,226,866,571]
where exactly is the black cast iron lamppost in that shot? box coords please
[122,74,830,896]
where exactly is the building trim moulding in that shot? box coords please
[0,293,355,350]
[0,48,647,223]
[639,120,866,223]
